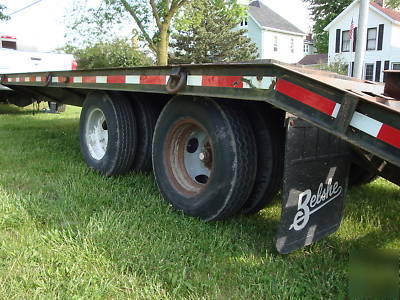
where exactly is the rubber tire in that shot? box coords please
[80,91,137,176]
[241,106,285,214]
[349,163,378,187]
[128,96,159,172]
[57,103,67,113]
[152,96,257,221]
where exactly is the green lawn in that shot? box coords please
[0,104,398,299]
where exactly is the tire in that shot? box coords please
[128,96,158,172]
[57,103,67,113]
[241,106,285,214]
[349,164,378,187]
[80,91,137,176]
[48,101,66,113]
[152,96,257,221]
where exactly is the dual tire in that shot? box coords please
[80,93,283,220]
[79,91,157,176]
[152,97,283,220]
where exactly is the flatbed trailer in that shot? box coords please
[1,61,399,253]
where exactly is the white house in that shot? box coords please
[239,1,306,64]
[303,33,318,55]
[325,0,400,82]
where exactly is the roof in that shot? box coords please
[248,1,305,35]
[370,2,400,22]
[298,54,328,65]
[325,0,400,30]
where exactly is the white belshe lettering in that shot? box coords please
[289,178,343,231]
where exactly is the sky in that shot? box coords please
[0,0,312,52]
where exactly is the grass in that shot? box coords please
[0,104,399,299]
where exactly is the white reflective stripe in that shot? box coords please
[25,77,30,82]
[166,75,170,84]
[243,76,275,89]
[331,103,341,118]
[125,75,140,84]
[350,111,383,137]
[96,76,107,84]
[52,77,59,83]
[74,76,82,83]
[187,75,202,86]
[36,76,42,82]
[16,77,20,82]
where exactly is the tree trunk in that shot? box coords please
[157,25,169,66]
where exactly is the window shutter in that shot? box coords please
[335,29,341,53]
[378,24,384,50]
[353,27,357,52]
[383,60,390,81]
[351,62,355,77]
[375,61,381,82]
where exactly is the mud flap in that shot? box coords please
[276,118,351,254]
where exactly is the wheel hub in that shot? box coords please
[165,119,214,195]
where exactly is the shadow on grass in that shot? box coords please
[0,111,398,297]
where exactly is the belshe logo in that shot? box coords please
[289,178,343,231]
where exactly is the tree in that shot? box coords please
[303,0,353,53]
[171,0,258,64]
[386,0,400,8]
[0,4,9,21]
[62,38,153,69]
[66,0,188,66]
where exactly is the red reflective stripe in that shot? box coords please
[276,79,337,116]
[82,76,96,83]
[107,75,126,84]
[140,75,166,85]
[202,76,244,88]
[19,77,25,82]
[1,35,16,39]
[30,76,36,82]
[377,124,400,149]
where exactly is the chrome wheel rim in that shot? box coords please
[85,108,108,160]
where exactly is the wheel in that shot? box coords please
[80,91,137,176]
[57,103,67,112]
[152,96,257,221]
[48,101,66,112]
[241,106,285,214]
[349,164,378,187]
[128,96,159,172]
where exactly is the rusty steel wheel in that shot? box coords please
[164,119,213,195]
[152,96,257,221]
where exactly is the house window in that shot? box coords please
[392,63,400,70]
[365,63,374,81]
[367,28,377,50]
[1,41,17,50]
[304,43,309,53]
[341,30,350,52]
[240,18,248,26]
[290,38,294,53]
[274,36,278,52]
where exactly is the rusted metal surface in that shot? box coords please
[164,118,213,196]
[384,70,400,100]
